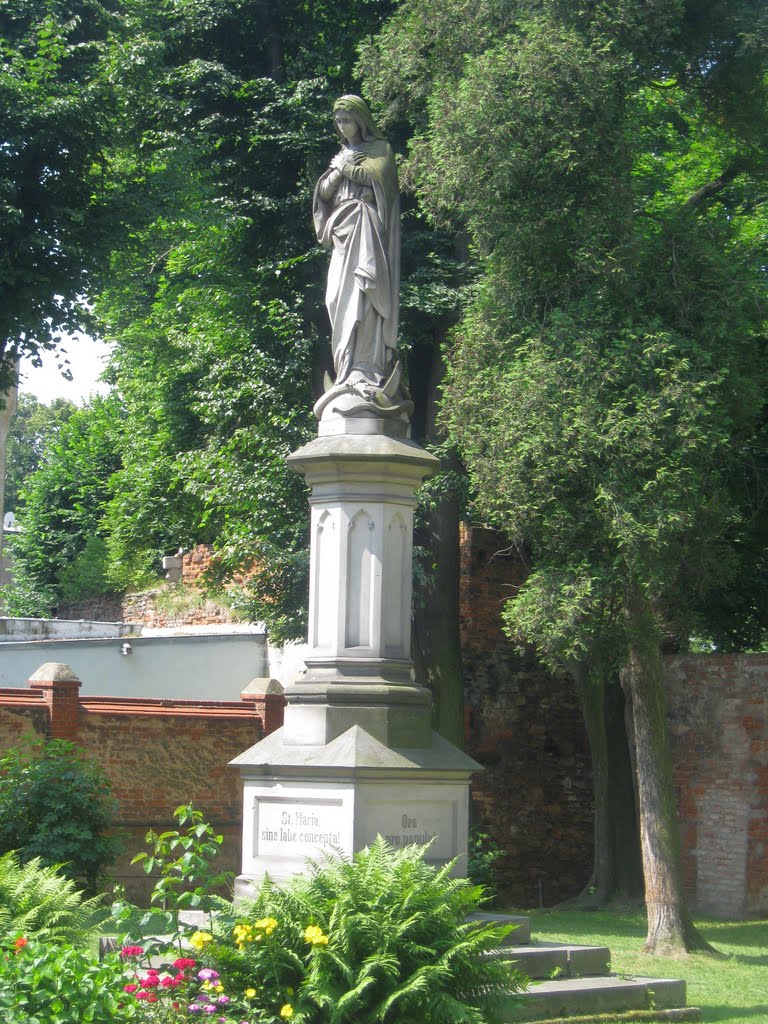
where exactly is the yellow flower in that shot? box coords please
[203,981,225,993]
[234,923,256,950]
[244,988,257,999]
[303,925,329,946]
[280,1004,294,1019]
[254,916,278,935]
[189,931,213,951]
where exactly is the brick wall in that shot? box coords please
[460,524,768,918]
[57,545,256,626]
[665,654,768,918]
[460,525,594,907]
[0,666,285,901]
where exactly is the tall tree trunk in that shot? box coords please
[604,677,644,901]
[411,340,465,748]
[571,661,642,907]
[413,485,464,747]
[620,588,714,954]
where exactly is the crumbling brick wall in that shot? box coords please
[460,525,593,907]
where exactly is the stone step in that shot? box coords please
[508,1011,701,1024]
[494,941,611,979]
[466,910,531,944]
[507,975,688,1021]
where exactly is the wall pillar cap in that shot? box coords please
[28,662,82,686]
[241,677,284,699]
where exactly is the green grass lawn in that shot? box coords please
[521,908,768,1024]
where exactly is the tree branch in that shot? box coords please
[683,164,742,209]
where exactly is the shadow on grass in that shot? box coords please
[703,1005,768,1022]
[697,919,768,950]
[722,952,768,967]
[526,909,648,943]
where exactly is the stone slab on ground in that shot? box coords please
[509,975,687,1021]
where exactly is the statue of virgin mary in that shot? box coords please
[313,95,400,391]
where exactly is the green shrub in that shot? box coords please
[213,837,525,1024]
[0,738,123,892]
[0,852,101,945]
[467,827,505,899]
[0,937,137,1024]
[112,803,234,954]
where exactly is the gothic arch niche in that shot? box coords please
[312,509,334,649]
[382,511,408,657]
[345,509,376,648]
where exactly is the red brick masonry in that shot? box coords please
[0,666,285,900]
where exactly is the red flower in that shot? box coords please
[124,984,139,994]
[120,945,145,958]
[12,937,28,953]
[140,976,160,989]
[173,957,197,970]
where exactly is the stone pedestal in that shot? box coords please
[232,413,479,893]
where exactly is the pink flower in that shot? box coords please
[140,976,160,989]
[174,957,197,970]
[197,968,219,981]
[124,984,139,994]
[120,945,144,958]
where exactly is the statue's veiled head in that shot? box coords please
[332,95,383,144]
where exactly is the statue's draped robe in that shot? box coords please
[313,139,400,386]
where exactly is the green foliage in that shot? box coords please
[57,534,116,604]
[0,938,137,1024]
[0,0,127,389]
[0,852,101,945]
[466,828,504,900]
[6,396,123,613]
[3,394,76,514]
[0,738,122,892]
[223,838,524,1024]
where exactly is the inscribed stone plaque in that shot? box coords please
[254,796,347,858]
[363,799,457,859]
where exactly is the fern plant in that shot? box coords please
[0,851,101,945]
[227,837,525,1024]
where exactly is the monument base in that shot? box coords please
[231,725,479,896]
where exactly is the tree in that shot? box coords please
[5,396,122,615]
[0,0,127,392]
[3,394,76,514]
[361,0,768,952]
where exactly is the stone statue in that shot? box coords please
[313,96,410,425]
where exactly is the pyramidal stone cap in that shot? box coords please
[28,663,82,684]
